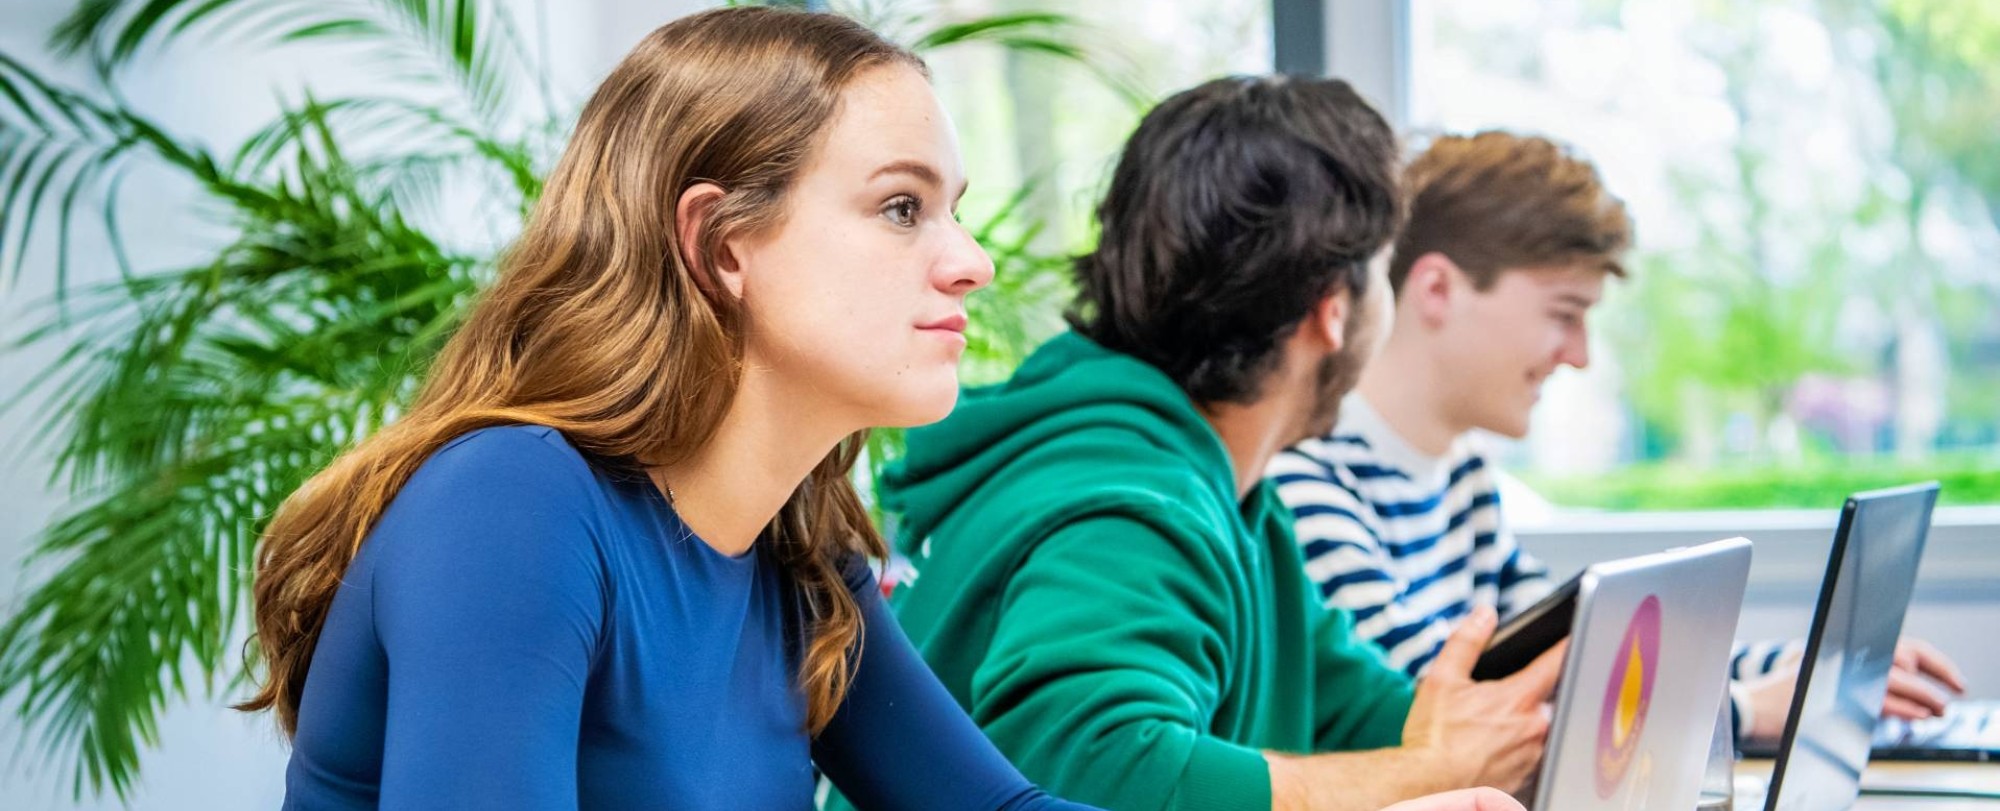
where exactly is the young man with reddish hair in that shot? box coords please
[1271,131,1964,745]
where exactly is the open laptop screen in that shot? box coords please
[1765,483,1939,811]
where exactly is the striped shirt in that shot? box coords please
[1273,395,1802,725]
[1271,395,1551,676]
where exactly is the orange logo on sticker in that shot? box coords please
[1595,595,1660,798]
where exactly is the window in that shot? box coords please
[1407,0,2000,510]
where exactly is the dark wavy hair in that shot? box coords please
[1067,75,1402,404]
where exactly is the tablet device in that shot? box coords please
[1471,571,1581,681]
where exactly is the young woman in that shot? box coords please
[238,6,1526,810]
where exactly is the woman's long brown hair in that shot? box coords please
[237,6,921,736]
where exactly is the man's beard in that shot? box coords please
[1298,311,1374,440]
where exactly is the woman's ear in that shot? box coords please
[676,182,746,299]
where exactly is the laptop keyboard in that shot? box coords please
[1876,702,2000,748]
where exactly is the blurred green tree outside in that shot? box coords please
[1418,0,1999,508]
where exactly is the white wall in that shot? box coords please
[0,1,700,807]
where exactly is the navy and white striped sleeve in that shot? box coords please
[1491,526,1554,617]
[1725,638,1806,745]
[1730,638,1807,679]
[1273,452,1454,676]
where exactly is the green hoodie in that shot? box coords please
[830,332,1414,811]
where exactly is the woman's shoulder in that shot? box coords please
[436,422,586,463]
[358,426,621,663]
[386,424,613,522]
[365,424,617,579]
[421,423,595,483]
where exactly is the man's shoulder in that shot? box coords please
[1272,431,1405,500]
[1442,433,1504,493]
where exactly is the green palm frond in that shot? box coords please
[1,66,482,799]
[0,51,205,297]
[229,94,546,229]
[49,0,538,126]
[961,182,1073,386]
[0,390,372,798]
[910,11,1150,107]
[747,1,1150,108]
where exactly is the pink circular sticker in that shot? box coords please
[1595,594,1661,798]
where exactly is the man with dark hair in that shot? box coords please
[1271,130,1965,747]
[828,79,1562,811]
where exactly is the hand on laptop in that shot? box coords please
[1741,636,1968,741]
[1741,659,1804,741]
[1883,638,1966,721]
[1401,606,1567,795]
[1381,788,1525,811]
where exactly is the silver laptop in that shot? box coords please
[1531,537,1753,811]
[1761,483,1947,809]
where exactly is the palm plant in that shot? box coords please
[0,0,1127,798]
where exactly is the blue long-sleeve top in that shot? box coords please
[284,424,1097,810]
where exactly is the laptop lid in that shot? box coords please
[1764,482,1941,811]
[1533,537,1753,811]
